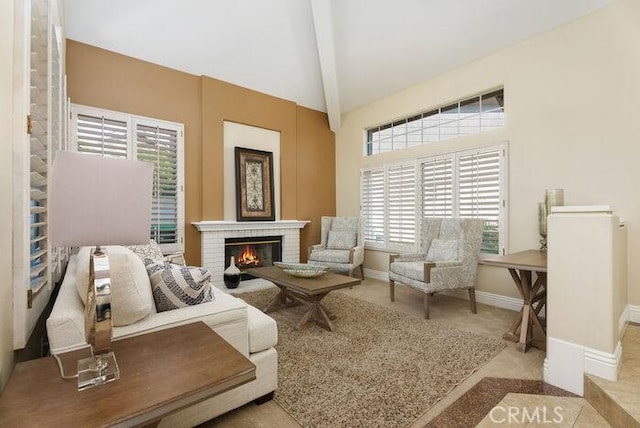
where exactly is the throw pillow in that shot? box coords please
[126,239,164,262]
[75,246,154,326]
[426,239,460,262]
[144,259,214,312]
[326,230,357,250]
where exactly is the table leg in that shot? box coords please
[502,308,523,343]
[296,305,316,330]
[505,269,548,353]
[263,286,302,313]
[294,292,335,331]
[314,302,335,331]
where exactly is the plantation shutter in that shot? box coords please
[29,141,48,293]
[135,123,180,247]
[75,114,128,159]
[361,168,385,243]
[420,157,453,218]
[387,163,416,244]
[458,150,502,254]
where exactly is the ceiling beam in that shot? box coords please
[310,0,341,132]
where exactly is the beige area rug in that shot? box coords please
[238,289,506,428]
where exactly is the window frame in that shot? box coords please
[360,143,509,256]
[70,104,185,253]
[364,88,505,156]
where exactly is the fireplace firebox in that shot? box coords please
[225,236,282,279]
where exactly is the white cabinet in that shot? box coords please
[12,0,67,349]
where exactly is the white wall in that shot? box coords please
[223,121,281,221]
[335,0,640,305]
[0,0,15,390]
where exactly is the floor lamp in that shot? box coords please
[49,151,154,390]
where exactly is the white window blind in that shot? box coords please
[29,3,49,294]
[361,168,385,243]
[76,114,128,158]
[361,143,508,255]
[420,157,453,218]
[388,163,416,245]
[135,122,180,248]
[71,105,185,252]
[458,150,502,254]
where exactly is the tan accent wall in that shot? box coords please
[67,40,203,265]
[335,0,640,305]
[66,41,335,266]
[296,106,336,260]
[200,76,298,221]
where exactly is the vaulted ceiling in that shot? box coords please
[63,0,617,130]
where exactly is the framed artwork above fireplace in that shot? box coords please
[235,147,275,221]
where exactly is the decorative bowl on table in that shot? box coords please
[273,262,329,278]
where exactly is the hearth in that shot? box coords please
[225,236,282,279]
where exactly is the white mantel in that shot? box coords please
[192,220,309,287]
[193,220,309,232]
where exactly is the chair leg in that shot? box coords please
[424,293,431,319]
[359,265,365,280]
[389,280,395,302]
[469,288,477,314]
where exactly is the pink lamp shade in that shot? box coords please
[49,151,154,248]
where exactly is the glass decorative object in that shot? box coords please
[538,202,548,251]
[545,189,564,215]
[539,188,565,251]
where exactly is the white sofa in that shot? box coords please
[46,252,278,427]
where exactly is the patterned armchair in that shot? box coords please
[308,216,365,278]
[389,217,485,319]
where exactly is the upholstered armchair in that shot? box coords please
[389,217,485,319]
[308,216,365,278]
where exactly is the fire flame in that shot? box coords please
[237,245,262,268]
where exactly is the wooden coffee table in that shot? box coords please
[246,266,361,331]
[0,322,255,427]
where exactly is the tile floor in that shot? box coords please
[203,278,623,427]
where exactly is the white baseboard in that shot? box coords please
[443,288,523,313]
[629,304,640,324]
[584,341,622,381]
[364,268,389,282]
[545,337,622,396]
[545,338,585,395]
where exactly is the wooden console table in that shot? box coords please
[0,322,255,427]
[480,250,547,353]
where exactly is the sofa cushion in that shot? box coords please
[75,246,154,327]
[426,239,459,261]
[246,305,278,353]
[326,230,356,250]
[126,239,164,262]
[390,261,425,282]
[309,248,351,263]
[145,260,214,312]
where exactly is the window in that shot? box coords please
[365,89,504,156]
[361,161,417,249]
[361,144,508,254]
[71,105,185,252]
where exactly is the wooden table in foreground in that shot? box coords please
[480,250,547,353]
[247,266,361,331]
[0,322,255,427]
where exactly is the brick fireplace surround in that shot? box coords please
[192,220,309,287]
